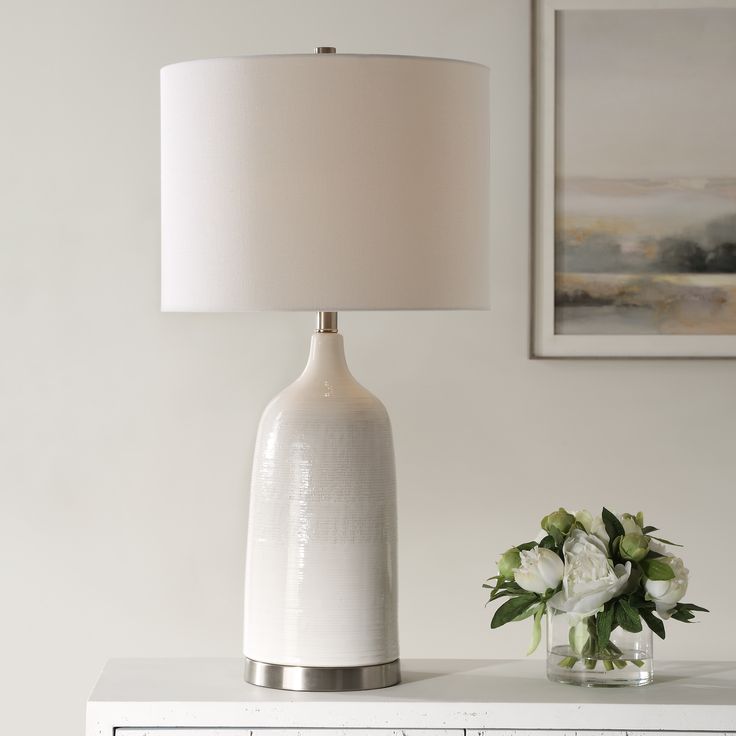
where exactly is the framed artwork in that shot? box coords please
[532,0,736,358]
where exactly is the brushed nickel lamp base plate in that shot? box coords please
[244,658,401,692]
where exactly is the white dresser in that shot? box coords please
[86,659,736,736]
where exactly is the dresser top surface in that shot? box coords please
[90,657,736,707]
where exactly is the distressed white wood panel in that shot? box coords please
[472,732,736,736]
[87,659,736,736]
[119,731,463,736]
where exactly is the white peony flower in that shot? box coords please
[648,539,669,556]
[574,509,594,533]
[575,509,641,545]
[513,547,564,594]
[645,556,689,619]
[548,528,631,619]
[590,516,611,545]
[574,509,609,545]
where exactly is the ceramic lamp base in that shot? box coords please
[244,658,401,692]
[243,329,399,687]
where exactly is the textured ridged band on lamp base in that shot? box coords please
[243,330,399,688]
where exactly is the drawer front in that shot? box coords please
[119,731,463,736]
[471,732,735,736]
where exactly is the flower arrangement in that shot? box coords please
[484,508,707,680]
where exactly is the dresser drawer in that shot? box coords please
[119,731,464,736]
[471,732,735,736]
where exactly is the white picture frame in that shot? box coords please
[532,0,736,358]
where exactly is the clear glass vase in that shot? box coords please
[546,606,653,686]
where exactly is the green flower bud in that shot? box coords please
[541,507,575,536]
[498,547,521,579]
[620,532,649,562]
[620,512,643,535]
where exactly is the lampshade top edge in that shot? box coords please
[160,52,489,74]
[159,306,492,314]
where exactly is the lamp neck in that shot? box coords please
[300,331,351,386]
[316,311,338,333]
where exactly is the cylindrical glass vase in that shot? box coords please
[546,607,653,686]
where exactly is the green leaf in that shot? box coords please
[549,525,564,548]
[484,575,505,597]
[641,609,666,640]
[526,604,545,655]
[627,590,649,609]
[649,535,683,547]
[488,581,523,600]
[516,541,538,552]
[488,589,516,602]
[678,603,709,613]
[642,526,658,534]
[482,578,501,589]
[670,610,695,623]
[513,601,542,622]
[641,558,675,580]
[602,507,625,546]
[645,550,665,559]
[581,626,597,658]
[570,620,590,656]
[489,584,524,601]
[616,599,642,633]
[596,605,614,649]
[539,534,556,550]
[490,594,537,629]
[492,581,522,592]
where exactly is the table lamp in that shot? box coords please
[161,48,489,692]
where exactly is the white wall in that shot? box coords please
[1,2,734,735]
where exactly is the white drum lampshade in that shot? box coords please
[161,51,490,691]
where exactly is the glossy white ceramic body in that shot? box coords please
[243,332,398,667]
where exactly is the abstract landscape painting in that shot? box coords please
[556,177,736,335]
[551,6,736,346]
